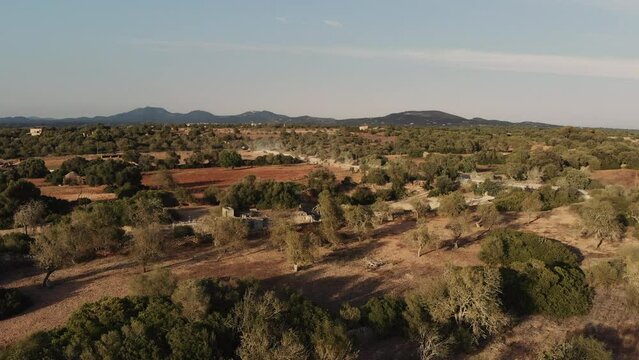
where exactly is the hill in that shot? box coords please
[0,107,556,127]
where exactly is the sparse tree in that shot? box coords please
[285,231,316,272]
[411,199,431,222]
[13,200,46,235]
[372,199,391,225]
[32,223,74,287]
[580,199,624,248]
[129,268,177,297]
[417,327,450,360]
[344,205,374,241]
[445,212,470,249]
[198,214,249,247]
[317,190,344,246]
[522,192,543,223]
[405,223,438,257]
[477,202,501,230]
[131,222,167,272]
[438,191,467,217]
[423,266,509,343]
[154,169,177,190]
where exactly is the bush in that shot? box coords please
[129,268,178,297]
[480,229,579,267]
[0,288,30,320]
[539,336,612,360]
[474,179,504,196]
[173,225,195,238]
[586,258,626,288]
[0,233,33,255]
[494,188,528,212]
[339,302,361,328]
[361,296,405,336]
[501,261,593,317]
[351,186,376,205]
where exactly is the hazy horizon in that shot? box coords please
[2,0,639,128]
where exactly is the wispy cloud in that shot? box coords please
[322,19,343,28]
[131,39,639,80]
[275,17,288,23]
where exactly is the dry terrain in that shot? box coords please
[28,178,116,201]
[2,206,638,358]
[592,169,639,189]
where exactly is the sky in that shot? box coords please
[1,0,639,128]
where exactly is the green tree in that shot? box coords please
[579,199,624,248]
[32,223,74,287]
[13,200,46,235]
[405,223,438,258]
[317,190,344,246]
[344,205,374,241]
[218,150,243,168]
[131,222,167,272]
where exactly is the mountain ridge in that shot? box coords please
[0,107,557,128]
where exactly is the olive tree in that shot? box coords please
[32,223,75,287]
[405,223,438,258]
[13,200,46,235]
[317,190,344,246]
[344,205,374,241]
[285,231,317,272]
[579,199,624,248]
[131,222,168,272]
[477,202,501,230]
[197,214,249,247]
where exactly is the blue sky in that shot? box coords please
[1,0,639,127]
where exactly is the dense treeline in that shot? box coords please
[0,278,356,360]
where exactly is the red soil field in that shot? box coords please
[592,169,639,189]
[28,178,116,201]
[142,164,325,193]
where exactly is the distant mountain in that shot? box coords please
[0,107,557,128]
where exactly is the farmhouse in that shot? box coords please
[29,128,43,136]
[221,206,268,231]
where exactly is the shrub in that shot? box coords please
[494,188,528,212]
[350,186,376,205]
[586,258,626,288]
[173,225,195,238]
[480,229,579,267]
[129,268,178,297]
[0,288,30,320]
[501,261,593,317]
[339,302,361,328]
[539,336,612,360]
[474,179,504,196]
[0,233,33,255]
[361,296,406,336]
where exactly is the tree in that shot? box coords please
[129,268,177,297]
[420,266,509,343]
[445,212,470,249]
[522,192,543,223]
[154,169,177,190]
[411,199,431,222]
[477,203,501,230]
[307,168,337,195]
[218,150,243,168]
[438,191,467,217]
[417,327,450,360]
[405,223,438,257]
[579,199,624,248]
[372,199,391,225]
[317,190,344,246]
[284,231,316,272]
[16,158,49,178]
[539,336,613,360]
[344,205,374,241]
[13,200,46,235]
[131,222,167,272]
[32,223,74,287]
[198,215,249,247]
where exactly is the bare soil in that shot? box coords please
[592,169,639,190]
[1,206,638,358]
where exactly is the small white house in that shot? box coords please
[29,128,43,136]
[358,125,369,131]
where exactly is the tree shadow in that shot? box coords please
[575,322,639,359]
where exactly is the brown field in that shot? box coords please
[142,164,347,193]
[2,206,638,358]
[28,178,116,201]
[592,169,639,189]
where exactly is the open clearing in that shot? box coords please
[142,163,350,194]
[592,169,639,189]
[28,178,116,201]
[2,207,638,358]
